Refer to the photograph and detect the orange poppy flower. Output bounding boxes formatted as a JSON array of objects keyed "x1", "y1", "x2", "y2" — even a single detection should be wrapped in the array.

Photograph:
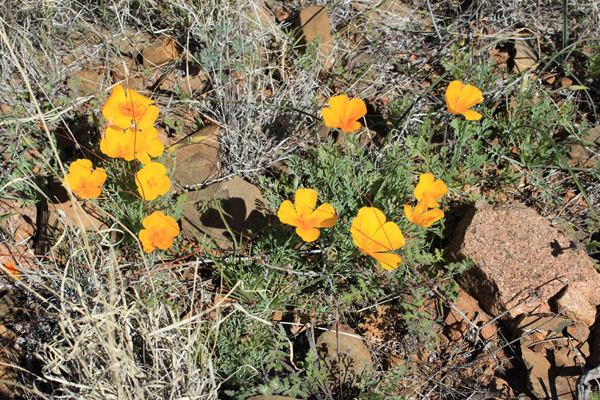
[
  {"x1": 102, "y1": 85, "x2": 159, "y2": 130},
  {"x1": 321, "y1": 94, "x2": 367, "y2": 132},
  {"x1": 414, "y1": 173, "x2": 448, "y2": 209},
  {"x1": 100, "y1": 125, "x2": 137, "y2": 161},
  {"x1": 445, "y1": 80, "x2": 483, "y2": 120},
  {"x1": 138, "y1": 211, "x2": 180, "y2": 252},
  {"x1": 135, "y1": 162, "x2": 170, "y2": 201},
  {"x1": 277, "y1": 188, "x2": 337, "y2": 242},
  {"x1": 404, "y1": 201, "x2": 444, "y2": 228},
  {"x1": 100, "y1": 126, "x2": 164, "y2": 164},
  {"x1": 63, "y1": 159, "x2": 107, "y2": 199},
  {"x1": 134, "y1": 126, "x2": 165, "y2": 164},
  {"x1": 351, "y1": 207, "x2": 405, "y2": 270},
  {"x1": 3, "y1": 262, "x2": 20, "y2": 280}
]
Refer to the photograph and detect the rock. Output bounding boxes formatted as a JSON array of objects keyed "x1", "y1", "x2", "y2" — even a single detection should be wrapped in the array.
[
  {"x1": 298, "y1": 6, "x2": 333, "y2": 65},
  {"x1": 315, "y1": 325, "x2": 373, "y2": 386},
  {"x1": 517, "y1": 314, "x2": 573, "y2": 335},
  {"x1": 351, "y1": 0, "x2": 415, "y2": 29},
  {"x1": 71, "y1": 23, "x2": 108, "y2": 47},
  {"x1": 588, "y1": 324, "x2": 600, "y2": 367},
  {"x1": 0, "y1": 199, "x2": 37, "y2": 270},
  {"x1": 33, "y1": 183, "x2": 106, "y2": 262},
  {"x1": 521, "y1": 344, "x2": 553, "y2": 398},
  {"x1": 180, "y1": 177, "x2": 268, "y2": 249},
  {"x1": 567, "y1": 125, "x2": 600, "y2": 165},
  {"x1": 444, "y1": 288, "x2": 497, "y2": 341},
  {"x1": 111, "y1": 28, "x2": 153, "y2": 57},
  {"x1": 513, "y1": 41, "x2": 538, "y2": 73},
  {"x1": 448, "y1": 201, "x2": 600, "y2": 326},
  {"x1": 168, "y1": 125, "x2": 220, "y2": 187},
  {"x1": 579, "y1": 341, "x2": 590, "y2": 358},
  {"x1": 111, "y1": 58, "x2": 146, "y2": 91},
  {"x1": 0, "y1": 199, "x2": 37, "y2": 243},
  {"x1": 71, "y1": 67, "x2": 105, "y2": 96},
  {"x1": 43, "y1": 184, "x2": 104, "y2": 231},
  {"x1": 249, "y1": 0, "x2": 277, "y2": 31},
  {"x1": 489, "y1": 377, "x2": 515, "y2": 399},
  {"x1": 158, "y1": 69, "x2": 209, "y2": 95},
  {"x1": 142, "y1": 37, "x2": 180, "y2": 67},
  {"x1": 0, "y1": 103, "x2": 10, "y2": 115},
  {"x1": 517, "y1": 313, "x2": 582, "y2": 399}
]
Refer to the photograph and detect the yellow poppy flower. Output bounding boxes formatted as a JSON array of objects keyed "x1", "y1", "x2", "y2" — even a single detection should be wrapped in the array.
[
  {"x1": 102, "y1": 84, "x2": 159, "y2": 130},
  {"x1": 414, "y1": 173, "x2": 448, "y2": 209},
  {"x1": 138, "y1": 211, "x2": 180, "y2": 252},
  {"x1": 100, "y1": 125, "x2": 137, "y2": 161},
  {"x1": 445, "y1": 80, "x2": 483, "y2": 120},
  {"x1": 351, "y1": 207, "x2": 405, "y2": 270},
  {"x1": 134, "y1": 126, "x2": 165, "y2": 164},
  {"x1": 321, "y1": 94, "x2": 367, "y2": 132},
  {"x1": 277, "y1": 188, "x2": 337, "y2": 242},
  {"x1": 100, "y1": 126, "x2": 165, "y2": 164},
  {"x1": 135, "y1": 162, "x2": 170, "y2": 201},
  {"x1": 63, "y1": 159, "x2": 107, "y2": 199},
  {"x1": 404, "y1": 201, "x2": 444, "y2": 228}
]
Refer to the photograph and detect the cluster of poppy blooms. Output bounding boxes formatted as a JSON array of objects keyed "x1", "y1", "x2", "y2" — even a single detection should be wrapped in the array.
[
  {"x1": 277, "y1": 174, "x2": 447, "y2": 271},
  {"x1": 280, "y1": 80, "x2": 481, "y2": 270},
  {"x1": 63, "y1": 85, "x2": 180, "y2": 253},
  {"x1": 60, "y1": 79, "x2": 480, "y2": 259},
  {"x1": 321, "y1": 79, "x2": 483, "y2": 132}
]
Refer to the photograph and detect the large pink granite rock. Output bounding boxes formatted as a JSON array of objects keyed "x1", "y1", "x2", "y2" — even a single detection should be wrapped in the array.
[{"x1": 447, "y1": 201, "x2": 600, "y2": 326}]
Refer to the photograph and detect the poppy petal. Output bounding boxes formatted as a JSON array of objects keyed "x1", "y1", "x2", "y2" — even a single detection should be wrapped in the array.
[
  {"x1": 321, "y1": 107, "x2": 340, "y2": 128},
  {"x1": 428, "y1": 180, "x2": 449, "y2": 200},
  {"x1": 461, "y1": 109, "x2": 483, "y2": 121},
  {"x1": 445, "y1": 81, "x2": 463, "y2": 106},
  {"x1": 136, "y1": 152, "x2": 151, "y2": 165},
  {"x1": 129, "y1": 88, "x2": 155, "y2": 107},
  {"x1": 404, "y1": 204, "x2": 415, "y2": 222},
  {"x1": 88, "y1": 168, "x2": 107, "y2": 187},
  {"x1": 413, "y1": 200, "x2": 429, "y2": 215},
  {"x1": 328, "y1": 95, "x2": 349, "y2": 117},
  {"x1": 419, "y1": 208, "x2": 445, "y2": 227},
  {"x1": 351, "y1": 207, "x2": 388, "y2": 249},
  {"x1": 69, "y1": 159, "x2": 93, "y2": 175},
  {"x1": 145, "y1": 138, "x2": 165, "y2": 158},
  {"x1": 370, "y1": 221, "x2": 405, "y2": 253},
  {"x1": 306, "y1": 203, "x2": 336, "y2": 228},
  {"x1": 135, "y1": 105, "x2": 159, "y2": 131},
  {"x1": 102, "y1": 85, "x2": 133, "y2": 128},
  {"x1": 414, "y1": 173, "x2": 434, "y2": 201},
  {"x1": 371, "y1": 252, "x2": 403, "y2": 270},
  {"x1": 157, "y1": 176, "x2": 171, "y2": 196},
  {"x1": 155, "y1": 233, "x2": 175, "y2": 250},
  {"x1": 142, "y1": 126, "x2": 159, "y2": 140},
  {"x1": 161, "y1": 215, "x2": 181, "y2": 236},
  {"x1": 79, "y1": 186, "x2": 102, "y2": 199},
  {"x1": 340, "y1": 120, "x2": 362, "y2": 133},
  {"x1": 295, "y1": 188, "x2": 318, "y2": 217},
  {"x1": 146, "y1": 162, "x2": 167, "y2": 176},
  {"x1": 346, "y1": 98, "x2": 367, "y2": 121},
  {"x1": 138, "y1": 229, "x2": 155, "y2": 252},
  {"x1": 277, "y1": 200, "x2": 300, "y2": 227},
  {"x1": 295, "y1": 225, "x2": 320, "y2": 242},
  {"x1": 457, "y1": 84, "x2": 484, "y2": 110}
]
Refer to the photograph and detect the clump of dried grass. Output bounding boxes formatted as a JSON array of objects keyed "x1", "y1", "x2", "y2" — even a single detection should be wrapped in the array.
[{"x1": 21, "y1": 219, "x2": 220, "y2": 399}]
